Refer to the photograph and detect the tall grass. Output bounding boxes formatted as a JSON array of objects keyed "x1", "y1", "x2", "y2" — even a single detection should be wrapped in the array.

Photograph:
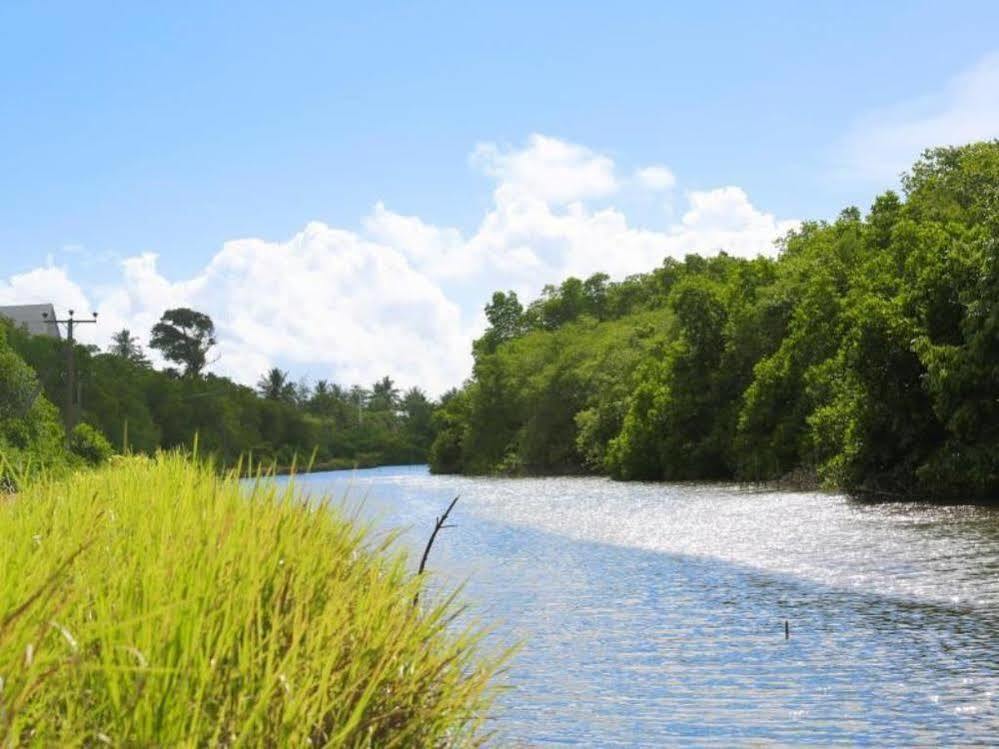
[{"x1": 0, "y1": 453, "x2": 505, "y2": 746}]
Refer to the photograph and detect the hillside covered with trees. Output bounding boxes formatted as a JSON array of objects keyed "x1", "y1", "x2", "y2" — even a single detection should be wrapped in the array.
[{"x1": 430, "y1": 142, "x2": 999, "y2": 501}]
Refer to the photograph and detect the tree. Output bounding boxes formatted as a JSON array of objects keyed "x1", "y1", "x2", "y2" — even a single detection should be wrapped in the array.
[
  {"x1": 107, "y1": 329, "x2": 150, "y2": 367},
  {"x1": 314, "y1": 379, "x2": 331, "y2": 399},
  {"x1": 257, "y1": 368, "x2": 296, "y2": 402},
  {"x1": 307, "y1": 380, "x2": 352, "y2": 423},
  {"x1": 477, "y1": 291, "x2": 525, "y2": 353},
  {"x1": 149, "y1": 308, "x2": 216, "y2": 377},
  {"x1": 293, "y1": 378, "x2": 312, "y2": 407},
  {"x1": 0, "y1": 325, "x2": 66, "y2": 479},
  {"x1": 401, "y1": 387, "x2": 435, "y2": 453},
  {"x1": 5, "y1": 307, "x2": 437, "y2": 472},
  {"x1": 308, "y1": 379, "x2": 332, "y2": 414},
  {"x1": 369, "y1": 376, "x2": 400, "y2": 412},
  {"x1": 528, "y1": 279, "x2": 586, "y2": 330},
  {"x1": 582, "y1": 272, "x2": 610, "y2": 319},
  {"x1": 348, "y1": 385, "x2": 368, "y2": 421}
]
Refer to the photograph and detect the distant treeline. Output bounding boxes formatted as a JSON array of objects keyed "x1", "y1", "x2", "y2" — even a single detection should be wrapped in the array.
[
  {"x1": 2, "y1": 313, "x2": 438, "y2": 472},
  {"x1": 430, "y1": 142, "x2": 999, "y2": 501}
]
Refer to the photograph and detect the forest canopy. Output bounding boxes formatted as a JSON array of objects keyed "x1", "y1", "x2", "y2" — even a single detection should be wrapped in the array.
[{"x1": 430, "y1": 141, "x2": 999, "y2": 501}]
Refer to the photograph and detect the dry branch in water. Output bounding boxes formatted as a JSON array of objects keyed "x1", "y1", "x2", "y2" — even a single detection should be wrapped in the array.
[{"x1": 414, "y1": 496, "x2": 460, "y2": 606}]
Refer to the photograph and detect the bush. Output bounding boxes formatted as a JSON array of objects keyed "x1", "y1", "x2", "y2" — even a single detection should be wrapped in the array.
[
  {"x1": 0, "y1": 342, "x2": 38, "y2": 419},
  {"x1": 70, "y1": 422, "x2": 114, "y2": 465},
  {"x1": 0, "y1": 454, "x2": 503, "y2": 745},
  {"x1": 0, "y1": 329, "x2": 67, "y2": 486}
]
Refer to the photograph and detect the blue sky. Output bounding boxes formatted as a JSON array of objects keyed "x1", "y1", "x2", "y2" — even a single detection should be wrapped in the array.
[{"x1": 2, "y1": 2, "x2": 998, "y2": 392}]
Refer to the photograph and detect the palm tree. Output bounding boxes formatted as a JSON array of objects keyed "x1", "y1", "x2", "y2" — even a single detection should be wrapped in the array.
[
  {"x1": 256, "y1": 367, "x2": 295, "y2": 402},
  {"x1": 293, "y1": 378, "x2": 312, "y2": 406},
  {"x1": 313, "y1": 379, "x2": 331, "y2": 399},
  {"x1": 369, "y1": 376, "x2": 400, "y2": 411},
  {"x1": 306, "y1": 379, "x2": 335, "y2": 416},
  {"x1": 108, "y1": 328, "x2": 150, "y2": 367}
]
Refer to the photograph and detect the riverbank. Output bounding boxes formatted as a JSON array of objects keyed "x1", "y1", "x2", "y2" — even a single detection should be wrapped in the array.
[{"x1": 0, "y1": 453, "x2": 501, "y2": 745}]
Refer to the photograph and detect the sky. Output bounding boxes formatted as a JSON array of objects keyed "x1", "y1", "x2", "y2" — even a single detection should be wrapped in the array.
[{"x1": 1, "y1": 1, "x2": 998, "y2": 394}]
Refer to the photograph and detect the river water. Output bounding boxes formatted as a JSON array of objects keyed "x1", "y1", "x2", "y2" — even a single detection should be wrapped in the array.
[{"x1": 284, "y1": 465, "x2": 999, "y2": 746}]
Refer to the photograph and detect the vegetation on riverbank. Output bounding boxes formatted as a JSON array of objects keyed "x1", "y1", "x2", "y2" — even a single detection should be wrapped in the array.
[
  {"x1": 0, "y1": 453, "x2": 501, "y2": 745},
  {"x1": 2, "y1": 312, "x2": 438, "y2": 472},
  {"x1": 431, "y1": 142, "x2": 999, "y2": 501}
]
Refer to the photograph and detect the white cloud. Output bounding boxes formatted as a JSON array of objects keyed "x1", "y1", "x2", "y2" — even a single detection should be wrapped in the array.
[
  {"x1": 0, "y1": 265, "x2": 92, "y2": 315},
  {"x1": 671, "y1": 186, "x2": 799, "y2": 258},
  {"x1": 1, "y1": 134, "x2": 797, "y2": 394},
  {"x1": 470, "y1": 133, "x2": 618, "y2": 204},
  {"x1": 363, "y1": 202, "x2": 473, "y2": 279},
  {"x1": 120, "y1": 225, "x2": 471, "y2": 393},
  {"x1": 635, "y1": 165, "x2": 676, "y2": 190},
  {"x1": 838, "y1": 51, "x2": 999, "y2": 182}
]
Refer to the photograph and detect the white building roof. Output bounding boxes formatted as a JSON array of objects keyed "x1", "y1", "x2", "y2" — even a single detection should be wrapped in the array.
[{"x1": 0, "y1": 304, "x2": 62, "y2": 339}]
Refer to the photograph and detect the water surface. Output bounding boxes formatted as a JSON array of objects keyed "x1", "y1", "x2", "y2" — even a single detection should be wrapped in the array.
[{"x1": 285, "y1": 466, "x2": 999, "y2": 746}]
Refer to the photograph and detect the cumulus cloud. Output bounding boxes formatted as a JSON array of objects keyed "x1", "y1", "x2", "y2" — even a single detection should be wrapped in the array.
[
  {"x1": 109, "y1": 226, "x2": 470, "y2": 393},
  {"x1": 363, "y1": 203, "x2": 472, "y2": 279},
  {"x1": 635, "y1": 165, "x2": 676, "y2": 190},
  {"x1": 0, "y1": 265, "x2": 92, "y2": 314},
  {"x1": 838, "y1": 51, "x2": 999, "y2": 182},
  {"x1": 1, "y1": 134, "x2": 797, "y2": 394},
  {"x1": 470, "y1": 133, "x2": 619, "y2": 204},
  {"x1": 671, "y1": 187, "x2": 799, "y2": 258}
]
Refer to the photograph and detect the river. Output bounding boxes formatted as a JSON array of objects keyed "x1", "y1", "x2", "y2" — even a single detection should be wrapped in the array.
[{"x1": 281, "y1": 465, "x2": 999, "y2": 746}]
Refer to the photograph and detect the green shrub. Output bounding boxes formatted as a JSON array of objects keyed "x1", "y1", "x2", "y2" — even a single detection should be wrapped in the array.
[
  {"x1": 0, "y1": 454, "x2": 504, "y2": 745},
  {"x1": 69, "y1": 422, "x2": 114, "y2": 465},
  {"x1": 0, "y1": 329, "x2": 67, "y2": 486}
]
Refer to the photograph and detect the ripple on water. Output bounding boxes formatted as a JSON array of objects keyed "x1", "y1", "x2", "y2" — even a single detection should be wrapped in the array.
[{"x1": 287, "y1": 467, "x2": 999, "y2": 746}]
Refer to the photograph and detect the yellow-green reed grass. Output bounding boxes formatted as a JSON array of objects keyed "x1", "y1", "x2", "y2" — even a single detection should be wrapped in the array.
[{"x1": 0, "y1": 453, "x2": 508, "y2": 746}]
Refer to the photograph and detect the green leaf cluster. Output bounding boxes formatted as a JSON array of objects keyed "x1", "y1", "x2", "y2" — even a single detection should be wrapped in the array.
[{"x1": 0, "y1": 325, "x2": 67, "y2": 484}]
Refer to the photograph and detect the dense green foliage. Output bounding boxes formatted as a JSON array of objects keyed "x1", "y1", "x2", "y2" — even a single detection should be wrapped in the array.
[
  {"x1": 149, "y1": 306, "x2": 217, "y2": 377},
  {"x1": 0, "y1": 453, "x2": 502, "y2": 745},
  {"x1": 431, "y1": 142, "x2": 999, "y2": 500},
  {"x1": 69, "y1": 422, "x2": 114, "y2": 465},
  {"x1": 2, "y1": 313, "x2": 438, "y2": 470},
  {"x1": 0, "y1": 326, "x2": 68, "y2": 483}
]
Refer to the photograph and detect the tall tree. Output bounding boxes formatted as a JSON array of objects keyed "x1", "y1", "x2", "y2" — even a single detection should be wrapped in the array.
[
  {"x1": 401, "y1": 387, "x2": 435, "y2": 456},
  {"x1": 293, "y1": 378, "x2": 312, "y2": 407},
  {"x1": 477, "y1": 291, "x2": 525, "y2": 353},
  {"x1": 149, "y1": 308, "x2": 216, "y2": 377},
  {"x1": 107, "y1": 329, "x2": 150, "y2": 367},
  {"x1": 369, "y1": 376, "x2": 400, "y2": 412},
  {"x1": 257, "y1": 367, "x2": 295, "y2": 402}
]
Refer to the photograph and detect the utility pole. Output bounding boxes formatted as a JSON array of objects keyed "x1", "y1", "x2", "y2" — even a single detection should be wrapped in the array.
[{"x1": 43, "y1": 309, "x2": 97, "y2": 444}]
